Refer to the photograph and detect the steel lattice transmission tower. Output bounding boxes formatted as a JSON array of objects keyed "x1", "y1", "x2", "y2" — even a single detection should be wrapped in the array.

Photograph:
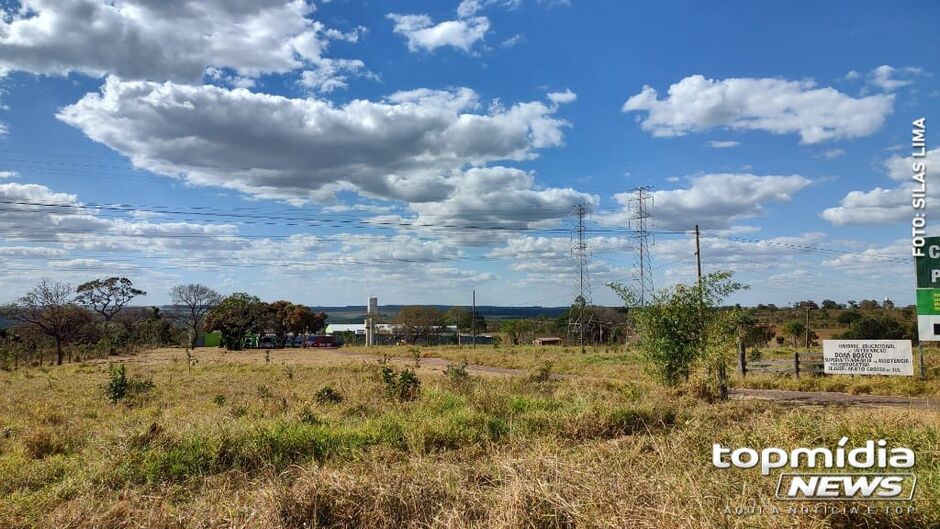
[
  {"x1": 567, "y1": 203, "x2": 592, "y2": 353},
  {"x1": 628, "y1": 186, "x2": 654, "y2": 306}
]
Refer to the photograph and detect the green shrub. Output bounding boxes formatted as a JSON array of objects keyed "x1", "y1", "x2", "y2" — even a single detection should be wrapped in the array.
[
  {"x1": 528, "y1": 362, "x2": 553, "y2": 383},
  {"x1": 608, "y1": 271, "x2": 746, "y2": 387},
  {"x1": 315, "y1": 386, "x2": 343, "y2": 405},
  {"x1": 378, "y1": 359, "x2": 422, "y2": 401},
  {"x1": 444, "y1": 362, "x2": 470, "y2": 385},
  {"x1": 105, "y1": 363, "x2": 128, "y2": 403},
  {"x1": 104, "y1": 363, "x2": 154, "y2": 404},
  {"x1": 397, "y1": 369, "x2": 421, "y2": 401}
]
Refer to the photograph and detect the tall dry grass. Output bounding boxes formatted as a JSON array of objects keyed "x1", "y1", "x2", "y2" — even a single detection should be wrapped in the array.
[{"x1": 0, "y1": 349, "x2": 936, "y2": 528}]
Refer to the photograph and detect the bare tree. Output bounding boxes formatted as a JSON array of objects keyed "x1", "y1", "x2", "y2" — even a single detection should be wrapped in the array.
[
  {"x1": 171, "y1": 283, "x2": 221, "y2": 348},
  {"x1": 9, "y1": 279, "x2": 76, "y2": 365},
  {"x1": 75, "y1": 277, "x2": 146, "y2": 322},
  {"x1": 393, "y1": 306, "x2": 444, "y2": 345}
]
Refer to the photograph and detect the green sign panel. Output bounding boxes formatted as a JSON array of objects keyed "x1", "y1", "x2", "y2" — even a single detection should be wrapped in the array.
[
  {"x1": 916, "y1": 236, "x2": 940, "y2": 288},
  {"x1": 916, "y1": 237, "x2": 940, "y2": 341},
  {"x1": 916, "y1": 289, "x2": 940, "y2": 316}
]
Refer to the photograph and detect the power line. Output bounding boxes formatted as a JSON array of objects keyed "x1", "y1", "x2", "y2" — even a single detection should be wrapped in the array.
[{"x1": 699, "y1": 233, "x2": 910, "y2": 264}]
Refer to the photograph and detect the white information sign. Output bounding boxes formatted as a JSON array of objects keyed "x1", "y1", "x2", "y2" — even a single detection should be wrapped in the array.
[{"x1": 822, "y1": 340, "x2": 914, "y2": 376}]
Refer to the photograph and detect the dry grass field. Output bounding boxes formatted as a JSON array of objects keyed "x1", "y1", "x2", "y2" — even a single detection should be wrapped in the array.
[
  {"x1": 0, "y1": 346, "x2": 937, "y2": 528},
  {"x1": 373, "y1": 344, "x2": 940, "y2": 399}
]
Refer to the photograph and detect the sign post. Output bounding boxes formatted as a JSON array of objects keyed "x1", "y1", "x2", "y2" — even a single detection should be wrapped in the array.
[{"x1": 822, "y1": 340, "x2": 914, "y2": 376}]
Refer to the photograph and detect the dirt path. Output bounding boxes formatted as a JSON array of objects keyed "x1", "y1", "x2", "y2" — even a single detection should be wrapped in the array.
[
  {"x1": 113, "y1": 347, "x2": 940, "y2": 410},
  {"x1": 729, "y1": 387, "x2": 940, "y2": 410}
]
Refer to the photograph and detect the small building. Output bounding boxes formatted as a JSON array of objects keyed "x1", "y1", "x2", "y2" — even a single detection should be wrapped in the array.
[
  {"x1": 325, "y1": 323, "x2": 398, "y2": 335},
  {"x1": 325, "y1": 323, "x2": 366, "y2": 335},
  {"x1": 533, "y1": 337, "x2": 563, "y2": 346}
]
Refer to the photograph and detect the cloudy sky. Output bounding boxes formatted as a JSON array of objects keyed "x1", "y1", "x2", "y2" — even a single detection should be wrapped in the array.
[{"x1": 0, "y1": 0, "x2": 936, "y2": 307}]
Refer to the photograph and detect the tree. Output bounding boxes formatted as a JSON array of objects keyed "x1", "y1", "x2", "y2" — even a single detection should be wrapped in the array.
[
  {"x1": 794, "y1": 300, "x2": 819, "y2": 310},
  {"x1": 128, "y1": 306, "x2": 176, "y2": 346},
  {"x1": 444, "y1": 306, "x2": 485, "y2": 333},
  {"x1": 608, "y1": 271, "x2": 747, "y2": 387},
  {"x1": 170, "y1": 283, "x2": 221, "y2": 348},
  {"x1": 781, "y1": 320, "x2": 818, "y2": 347},
  {"x1": 840, "y1": 316, "x2": 910, "y2": 340},
  {"x1": 205, "y1": 293, "x2": 266, "y2": 350},
  {"x1": 820, "y1": 299, "x2": 841, "y2": 310},
  {"x1": 75, "y1": 277, "x2": 145, "y2": 322},
  {"x1": 58, "y1": 306, "x2": 100, "y2": 362},
  {"x1": 76, "y1": 277, "x2": 146, "y2": 355},
  {"x1": 837, "y1": 310, "x2": 862, "y2": 325},
  {"x1": 6, "y1": 323, "x2": 47, "y2": 367},
  {"x1": 267, "y1": 301, "x2": 327, "y2": 344},
  {"x1": 393, "y1": 306, "x2": 444, "y2": 344},
  {"x1": 9, "y1": 279, "x2": 78, "y2": 365},
  {"x1": 500, "y1": 319, "x2": 534, "y2": 345},
  {"x1": 737, "y1": 313, "x2": 775, "y2": 350},
  {"x1": 858, "y1": 299, "x2": 880, "y2": 310}
]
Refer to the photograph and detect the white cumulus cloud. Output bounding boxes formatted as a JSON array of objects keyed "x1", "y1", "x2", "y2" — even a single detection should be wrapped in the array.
[
  {"x1": 622, "y1": 75, "x2": 894, "y2": 144},
  {"x1": 867, "y1": 65, "x2": 923, "y2": 91},
  {"x1": 57, "y1": 77, "x2": 578, "y2": 224},
  {"x1": 388, "y1": 13, "x2": 490, "y2": 53},
  {"x1": 0, "y1": 0, "x2": 367, "y2": 90},
  {"x1": 822, "y1": 147, "x2": 939, "y2": 225},
  {"x1": 599, "y1": 173, "x2": 812, "y2": 231}
]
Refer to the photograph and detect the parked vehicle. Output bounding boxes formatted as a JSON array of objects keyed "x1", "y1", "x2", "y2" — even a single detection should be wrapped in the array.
[
  {"x1": 283, "y1": 335, "x2": 303, "y2": 348},
  {"x1": 303, "y1": 335, "x2": 341, "y2": 348},
  {"x1": 259, "y1": 335, "x2": 277, "y2": 349}
]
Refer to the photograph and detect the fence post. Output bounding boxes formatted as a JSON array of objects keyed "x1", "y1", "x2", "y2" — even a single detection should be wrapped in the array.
[
  {"x1": 794, "y1": 351, "x2": 800, "y2": 379},
  {"x1": 738, "y1": 340, "x2": 747, "y2": 377},
  {"x1": 920, "y1": 345, "x2": 927, "y2": 381}
]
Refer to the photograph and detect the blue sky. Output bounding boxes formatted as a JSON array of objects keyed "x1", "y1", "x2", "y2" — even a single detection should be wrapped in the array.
[{"x1": 0, "y1": 0, "x2": 937, "y2": 307}]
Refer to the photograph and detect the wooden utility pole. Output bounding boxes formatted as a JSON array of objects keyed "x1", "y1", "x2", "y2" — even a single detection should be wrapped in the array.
[
  {"x1": 804, "y1": 308, "x2": 810, "y2": 349},
  {"x1": 471, "y1": 289, "x2": 476, "y2": 349},
  {"x1": 694, "y1": 225, "x2": 702, "y2": 287}
]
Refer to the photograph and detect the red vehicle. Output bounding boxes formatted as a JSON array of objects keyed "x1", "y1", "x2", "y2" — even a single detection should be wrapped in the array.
[{"x1": 303, "y1": 335, "x2": 341, "y2": 348}]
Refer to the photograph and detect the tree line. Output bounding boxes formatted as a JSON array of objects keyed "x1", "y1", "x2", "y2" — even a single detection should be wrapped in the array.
[{"x1": 0, "y1": 278, "x2": 327, "y2": 367}]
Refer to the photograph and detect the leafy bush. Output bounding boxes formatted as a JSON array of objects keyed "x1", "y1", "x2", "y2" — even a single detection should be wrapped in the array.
[
  {"x1": 378, "y1": 359, "x2": 422, "y2": 401},
  {"x1": 315, "y1": 386, "x2": 343, "y2": 405},
  {"x1": 840, "y1": 315, "x2": 911, "y2": 340},
  {"x1": 104, "y1": 363, "x2": 154, "y2": 404},
  {"x1": 608, "y1": 271, "x2": 746, "y2": 387},
  {"x1": 838, "y1": 310, "x2": 863, "y2": 325},
  {"x1": 528, "y1": 362, "x2": 553, "y2": 383},
  {"x1": 397, "y1": 369, "x2": 421, "y2": 401},
  {"x1": 444, "y1": 362, "x2": 470, "y2": 385}
]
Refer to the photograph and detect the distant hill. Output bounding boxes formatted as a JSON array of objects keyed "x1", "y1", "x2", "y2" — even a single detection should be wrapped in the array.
[{"x1": 310, "y1": 305, "x2": 572, "y2": 324}]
